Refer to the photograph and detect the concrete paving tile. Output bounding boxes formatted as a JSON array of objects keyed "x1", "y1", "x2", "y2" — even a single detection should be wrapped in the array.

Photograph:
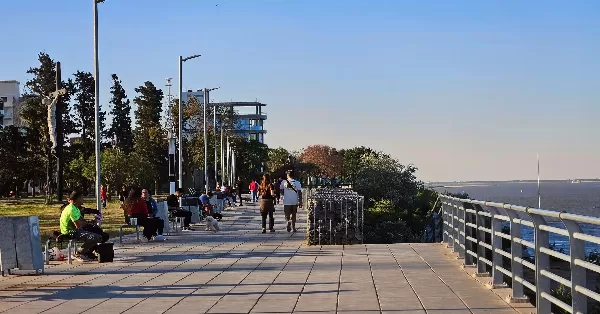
[{"x1": 0, "y1": 207, "x2": 532, "y2": 314}]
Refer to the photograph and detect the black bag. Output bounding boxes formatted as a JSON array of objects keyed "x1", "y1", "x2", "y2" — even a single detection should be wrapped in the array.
[{"x1": 96, "y1": 242, "x2": 114, "y2": 263}]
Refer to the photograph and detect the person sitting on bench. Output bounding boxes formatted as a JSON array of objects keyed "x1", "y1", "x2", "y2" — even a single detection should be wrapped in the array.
[
  {"x1": 60, "y1": 191, "x2": 103, "y2": 262},
  {"x1": 166, "y1": 188, "x2": 194, "y2": 231},
  {"x1": 142, "y1": 188, "x2": 165, "y2": 241},
  {"x1": 200, "y1": 191, "x2": 222, "y2": 220},
  {"x1": 124, "y1": 187, "x2": 158, "y2": 241}
]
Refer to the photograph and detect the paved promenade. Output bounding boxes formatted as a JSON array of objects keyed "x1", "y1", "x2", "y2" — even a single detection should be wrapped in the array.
[{"x1": 0, "y1": 204, "x2": 527, "y2": 314}]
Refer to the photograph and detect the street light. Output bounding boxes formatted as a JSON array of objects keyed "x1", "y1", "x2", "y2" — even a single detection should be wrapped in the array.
[
  {"x1": 165, "y1": 78, "x2": 176, "y2": 195},
  {"x1": 93, "y1": 0, "x2": 104, "y2": 217},
  {"x1": 178, "y1": 54, "x2": 201, "y2": 191},
  {"x1": 203, "y1": 87, "x2": 219, "y2": 192}
]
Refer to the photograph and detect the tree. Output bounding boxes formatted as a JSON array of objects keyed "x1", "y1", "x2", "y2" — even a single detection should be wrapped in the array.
[
  {"x1": 108, "y1": 74, "x2": 133, "y2": 152},
  {"x1": 231, "y1": 138, "x2": 269, "y2": 182},
  {"x1": 20, "y1": 52, "x2": 77, "y2": 201},
  {"x1": 134, "y1": 81, "x2": 163, "y2": 130},
  {"x1": 340, "y1": 146, "x2": 380, "y2": 184},
  {"x1": 132, "y1": 81, "x2": 166, "y2": 187},
  {"x1": 0, "y1": 126, "x2": 34, "y2": 196},
  {"x1": 267, "y1": 147, "x2": 290, "y2": 173},
  {"x1": 73, "y1": 71, "x2": 106, "y2": 143},
  {"x1": 71, "y1": 148, "x2": 153, "y2": 196},
  {"x1": 299, "y1": 145, "x2": 343, "y2": 178}
]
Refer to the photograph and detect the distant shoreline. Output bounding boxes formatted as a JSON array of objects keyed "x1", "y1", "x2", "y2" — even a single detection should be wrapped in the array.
[
  {"x1": 427, "y1": 179, "x2": 600, "y2": 185},
  {"x1": 426, "y1": 180, "x2": 600, "y2": 189}
]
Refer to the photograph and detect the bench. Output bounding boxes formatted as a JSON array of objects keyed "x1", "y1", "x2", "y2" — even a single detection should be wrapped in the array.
[
  {"x1": 45, "y1": 232, "x2": 83, "y2": 265},
  {"x1": 168, "y1": 209, "x2": 185, "y2": 234},
  {"x1": 119, "y1": 218, "x2": 141, "y2": 244}
]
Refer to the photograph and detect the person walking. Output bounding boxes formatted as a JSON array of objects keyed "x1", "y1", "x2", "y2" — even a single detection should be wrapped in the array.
[
  {"x1": 236, "y1": 177, "x2": 244, "y2": 206},
  {"x1": 274, "y1": 178, "x2": 282, "y2": 205},
  {"x1": 249, "y1": 179, "x2": 259, "y2": 202},
  {"x1": 280, "y1": 170, "x2": 302, "y2": 232},
  {"x1": 100, "y1": 184, "x2": 107, "y2": 209},
  {"x1": 259, "y1": 174, "x2": 276, "y2": 233}
]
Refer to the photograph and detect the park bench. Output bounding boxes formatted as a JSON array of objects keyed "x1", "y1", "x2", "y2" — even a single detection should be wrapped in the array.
[
  {"x1": 119, "y1": 216, "x2": 141, "y2": 244},
  {"x1": 167, "y1": 208, "x2": 185, "y2": 233},
  {"x1": 44, "y1": 232, "x2": 82, "y2": 265}
]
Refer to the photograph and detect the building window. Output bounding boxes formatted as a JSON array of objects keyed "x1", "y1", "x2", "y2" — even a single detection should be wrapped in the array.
[
  {"x1": 0, "y1": 97, "x2": 7, "y2": 103},
  {"x1": 250, "y1": 133, "x2": 258, "y2": 141}
]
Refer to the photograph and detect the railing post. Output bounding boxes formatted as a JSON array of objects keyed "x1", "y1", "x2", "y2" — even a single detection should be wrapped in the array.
[
  {"x1": 456, "y1": 202, "x2": 465, "y2": 259},
  {"x1": 503, "y1": 207, "x2": 528, "y2": 302},
  {"x1": 528, "y1": 211, "x2": 551, "y2": 314},
  {"x1": 485, "y1": 205, "x2": 505, "y2": 287},
  {"x1": 561, "y1": 217, "x2": 587, "y2": 314},
  {"x1": 442, "y1": 201, "x2": 448, "y2": 244},
  {"x1": 450, "y1": 201, "x2": 457, "y2": 251},
  {"x1": 463, "y1": 202, "x2": 476, "y2": 266},
  {"x1": 475, "y1": 204, "x2": 488, "y2": 275}
]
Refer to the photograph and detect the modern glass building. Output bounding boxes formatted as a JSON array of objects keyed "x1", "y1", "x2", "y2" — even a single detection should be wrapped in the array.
[{"x1": 182, "y1": 90, "x2": 267, "y2": 143}]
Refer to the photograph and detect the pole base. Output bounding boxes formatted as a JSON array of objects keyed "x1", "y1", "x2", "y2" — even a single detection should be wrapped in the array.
[{"x1": 505, "y1": 296, "x2": 530, "y2": 304}]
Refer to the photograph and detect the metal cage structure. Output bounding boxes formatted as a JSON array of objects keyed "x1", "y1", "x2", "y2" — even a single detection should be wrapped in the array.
[{"x1": 306, "y1": 188, "x2": 364, "y2": 245}]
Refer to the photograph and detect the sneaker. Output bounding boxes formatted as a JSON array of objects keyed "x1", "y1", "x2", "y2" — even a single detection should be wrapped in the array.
[
  {"x1": 286, "y1": 222, "x2": 291, "y2": 232},
  {"x1": 155, "y1": 235, "x2": 166, "y2": 241},
  {"x1": 262, "y1": 229, "x2": 266, "y2": 234},
  {"x1": 293, "y1": 228, "x2": 297, "y2": 233},
  {"x1": 270, "y1": 229, "x2": 275, "y2": 233},
  {"x1": 72, "y1": 252, "x2": 92, "y2": 262}
]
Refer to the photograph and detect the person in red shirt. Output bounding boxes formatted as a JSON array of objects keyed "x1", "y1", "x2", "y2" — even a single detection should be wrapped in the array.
[
  {"x1": 249, "y1": 179, "x2": 259, "y2": 202},
  {"x1": 123, "y1": 187, "x2": 157, "y2": 241},
  {"x1": 100, "y1": 184, "x2": 108, "y2": 209}
]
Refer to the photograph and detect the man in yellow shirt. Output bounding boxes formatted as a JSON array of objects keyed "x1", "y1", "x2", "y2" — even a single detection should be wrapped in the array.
[{"x1": 60, "y1": 191, "x2": 103, "y2": 262}]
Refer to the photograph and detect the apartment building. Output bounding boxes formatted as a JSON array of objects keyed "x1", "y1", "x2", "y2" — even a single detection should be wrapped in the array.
[{"x1": 0, "y1": 80, "x2": 21, "y2": 127}]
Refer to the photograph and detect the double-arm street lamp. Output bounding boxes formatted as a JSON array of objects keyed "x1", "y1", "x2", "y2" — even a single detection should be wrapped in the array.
[{"x1": 178, "y1": 55, "x2": 201, "y2": 191}]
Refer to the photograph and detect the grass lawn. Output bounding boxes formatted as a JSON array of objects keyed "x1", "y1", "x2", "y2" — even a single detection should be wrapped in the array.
[{"x1": 0, "y1": 197, "x2": 129, "y2": 241}]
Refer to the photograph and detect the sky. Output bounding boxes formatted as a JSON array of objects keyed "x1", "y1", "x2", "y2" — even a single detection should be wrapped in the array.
[{"x1": 2, "y1": 0, "x2": 599, "y2": 182}]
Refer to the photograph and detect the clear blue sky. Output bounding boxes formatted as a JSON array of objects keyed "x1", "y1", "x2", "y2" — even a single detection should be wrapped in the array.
[{"x1": 2, "y1": 0, "x2": 599, "y2": 181}]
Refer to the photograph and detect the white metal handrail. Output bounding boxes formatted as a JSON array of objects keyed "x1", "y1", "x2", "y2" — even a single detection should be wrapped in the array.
[{"x1": 440, "y1": 194, "x2": 600, "y2": 314}]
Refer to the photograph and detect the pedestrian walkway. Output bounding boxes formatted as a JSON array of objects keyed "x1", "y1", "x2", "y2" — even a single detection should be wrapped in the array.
[{"x1": 0, "y1": 204, "x2": 529, "y2": 314}]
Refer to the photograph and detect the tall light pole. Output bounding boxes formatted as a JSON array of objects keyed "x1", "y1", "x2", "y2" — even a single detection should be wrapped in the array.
[
  {"x1": 220, "y1": 127, "x2": 225, "y2": 185},
  {"x1": 214, "y1": 102, "x2": 218, "y2": 186},
  {"x1": 166, "y1": 78, "x2": 176, "y2": 195},
  {"x1": 203, "y1": 87, "x2": 219, "y2": 192},
  {"x1": 178, "y1": 54, "x2": 200, "y2": 191},
  {"x1": 94, "y1": 0, "x2": 104, "y2": 215}
]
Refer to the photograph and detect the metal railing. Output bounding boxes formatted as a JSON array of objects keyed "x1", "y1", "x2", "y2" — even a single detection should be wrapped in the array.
[{"x1": 440, "y1": 194, "x2": 600, "y2": 314}]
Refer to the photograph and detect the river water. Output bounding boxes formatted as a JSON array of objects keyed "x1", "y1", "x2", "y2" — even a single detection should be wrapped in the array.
[{"x1": 431, "y1": 181, "x2": 600, "y2": 253}]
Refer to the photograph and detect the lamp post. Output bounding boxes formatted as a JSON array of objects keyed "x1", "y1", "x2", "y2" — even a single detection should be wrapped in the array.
[
  {"x1": 94, "y1": 0, "x2": 104, "y2": 215},
  {"x1": 220, "y1": 127, "x2": 225, "y2": 185},
  {"x1": 203, "y1": 87, "x2": 219, "y2": 192},
  {"x1": 178, "y1": 54, "x2": 201, "y2": 191},
  {"x1": 165, "y1": 78, "x2": 176, "y2": 195},
  {"x1": 213, "y1": 101, "x2": 218, "y2": 186}
]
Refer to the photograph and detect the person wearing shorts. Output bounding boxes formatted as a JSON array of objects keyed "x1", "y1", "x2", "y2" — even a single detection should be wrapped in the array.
[{"x1": 280, "y1": 170, "x2": 302, "y2": 232}]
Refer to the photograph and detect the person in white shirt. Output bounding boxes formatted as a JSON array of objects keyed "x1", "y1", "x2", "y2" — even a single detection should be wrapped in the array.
[{"x1": 280, "y1": 170, "x2": 302, "y2": 232}]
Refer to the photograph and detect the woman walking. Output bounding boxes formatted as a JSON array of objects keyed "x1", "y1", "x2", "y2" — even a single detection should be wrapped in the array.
[{"x1": 259, "y1": 174, "x2": 276, "y2": 233}]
